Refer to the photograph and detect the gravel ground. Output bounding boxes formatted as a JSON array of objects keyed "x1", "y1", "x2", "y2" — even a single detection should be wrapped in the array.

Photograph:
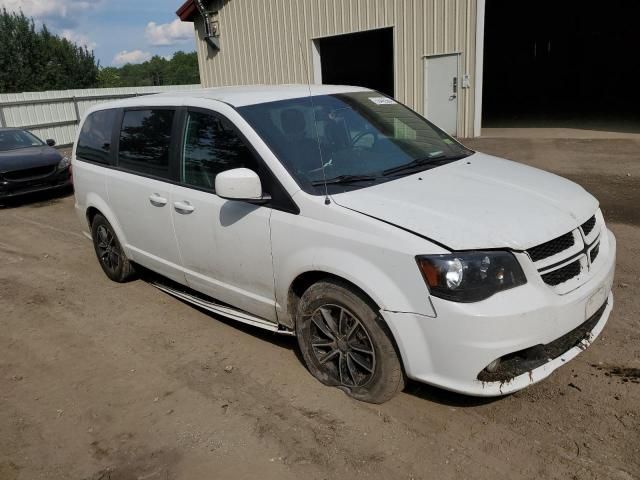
[{"x1": 0, "y1": 138, "x2": 639, "y2": 480}]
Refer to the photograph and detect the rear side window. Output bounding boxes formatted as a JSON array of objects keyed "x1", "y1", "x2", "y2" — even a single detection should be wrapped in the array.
[
  {"x1": 76, "y1": 109, "x2": 117, "y2": 164},
  {"x1": 181, "y1": 111, "x2": 259, "y2": 191},
  {"x1": 118, "y1": 109, "x2": 175, "y2": 179}
]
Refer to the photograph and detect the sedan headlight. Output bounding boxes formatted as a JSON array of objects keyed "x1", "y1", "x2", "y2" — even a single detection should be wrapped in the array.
[
  {"x1": 57, "y1": 156, "x2": 71, "y2": 171},
  {"x1": 416, "y1": 251, "x2": 527, "y2": 302}
]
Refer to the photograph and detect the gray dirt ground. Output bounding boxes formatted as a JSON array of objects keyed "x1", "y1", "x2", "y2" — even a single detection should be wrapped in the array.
[{"x1": 1, "y1": 138, "x2": 639, "y2": 480}]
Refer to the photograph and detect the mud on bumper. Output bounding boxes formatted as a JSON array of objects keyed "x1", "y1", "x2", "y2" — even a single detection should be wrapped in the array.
[{"x1": 477, "y1": 300, "x2": 609, "y2": 383}]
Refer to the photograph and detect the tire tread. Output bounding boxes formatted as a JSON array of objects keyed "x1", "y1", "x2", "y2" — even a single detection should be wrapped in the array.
[{"x1": 296, "y1": 279, "x2": 405, "y2": 403}]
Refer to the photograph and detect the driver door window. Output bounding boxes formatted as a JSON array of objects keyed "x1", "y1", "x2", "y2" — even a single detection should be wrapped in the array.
[{"x1": 182, "y1": 111, "x2": 258, "y2": 191}]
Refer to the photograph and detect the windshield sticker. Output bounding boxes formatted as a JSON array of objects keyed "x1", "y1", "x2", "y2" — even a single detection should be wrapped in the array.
[
  {"x1": 443, "y1": 139, "x2": 454, "y2": 144},
  {"x1": 369, "y1": 97, "x2": 397, "y2": 105}
]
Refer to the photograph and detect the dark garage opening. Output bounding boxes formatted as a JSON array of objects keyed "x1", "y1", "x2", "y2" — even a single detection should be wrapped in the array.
[
  {"x1": 317, "y1": 28, "x2": 394, "y2": 97},
  {"x1": 482, "y1": 0, "x2": 640, "y2": 132}
]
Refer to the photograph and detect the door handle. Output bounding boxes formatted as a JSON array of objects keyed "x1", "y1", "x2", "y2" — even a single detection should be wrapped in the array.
[
  {"x1": 449, "y1": 76, "x2": 458, "y2": 100},
  {"x1": 149, "y1": 193, "x2": 167, "y2": 207},
  {"x1": 173, "y1": 200, "x2": 195, "y2": 214}
]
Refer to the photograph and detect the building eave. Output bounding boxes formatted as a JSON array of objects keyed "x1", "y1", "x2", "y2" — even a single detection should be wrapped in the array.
[{"x1": 176, "y1": 0, "x2": 198, "y2": 21}]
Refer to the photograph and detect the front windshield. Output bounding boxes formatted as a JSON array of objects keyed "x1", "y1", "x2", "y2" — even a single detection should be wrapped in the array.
[
  {"x1": 0, "y1": 129, "x2": 44, "y2": 152},
  {"x1": 238, "y1": 91, "x2": 473, "y2": 194}
]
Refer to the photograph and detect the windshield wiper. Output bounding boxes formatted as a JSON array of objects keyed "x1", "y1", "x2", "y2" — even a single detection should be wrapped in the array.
[
  {"x1": 382, "y1": 154, "x2": 466, "y2": 176},
  {"x1": 311, "y1": 174, "x2": 380, "y2": 186}
]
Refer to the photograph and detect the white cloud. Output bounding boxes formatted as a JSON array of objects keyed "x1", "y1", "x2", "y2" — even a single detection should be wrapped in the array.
[
  {"x1": 61, "y1": 29, "x2": 96, "y2": 50},
  {"x1": 145, "y1": 18, "x2": 193, "y2": 46},
  {"x1": 112, "y1": 49, "x2": 152, "y2": 66},
  {"x1": 1, "y1": 0, "x2": 101, "y2": 28}
]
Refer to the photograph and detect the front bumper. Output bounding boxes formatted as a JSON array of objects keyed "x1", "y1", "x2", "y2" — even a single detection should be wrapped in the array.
[
  {"x1": 382, "y1": 228, "x2": 616, "y2": 396},
  {"x1": 0, "y1": 168, "x2": 72, "y2": 199}
]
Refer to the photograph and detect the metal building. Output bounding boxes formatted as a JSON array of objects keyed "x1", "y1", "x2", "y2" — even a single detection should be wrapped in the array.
[
  {"x1": 178, "y1": 0, "x2": 482, "y2": 137},
  {"x1": 177, "y1": 0, "x2": 640, "y2": 138}
]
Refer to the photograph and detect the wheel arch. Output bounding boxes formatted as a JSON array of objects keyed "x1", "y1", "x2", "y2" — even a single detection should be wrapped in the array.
[
  {"x1": 83, "y1": 194, "x2": 130, "y2": 254},
  {"x1": 287, "y1": 271, "x2": 380, "y2": 320},
  {"x1": 286, "y1": 270, "x2": 406, "y2": 375},
  {"x1": 86, "y1": 206, "x2": 101, "y2": 227}
]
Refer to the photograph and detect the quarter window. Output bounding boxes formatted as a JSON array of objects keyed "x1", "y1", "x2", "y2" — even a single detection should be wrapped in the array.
[
  {"x1": 76, "y1": 109, "x2": 117, "y2": 164},
  {"x1": 118, "y1": 109, "x2": 175, "y2": 178},
  {"x1": 182, "y1": 111, "x2": 258, "y2": 190}
]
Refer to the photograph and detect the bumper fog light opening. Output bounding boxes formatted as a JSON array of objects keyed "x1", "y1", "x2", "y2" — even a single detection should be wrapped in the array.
[{"x1": 485, "y1": 358, "x2": 501, "y2": 373}]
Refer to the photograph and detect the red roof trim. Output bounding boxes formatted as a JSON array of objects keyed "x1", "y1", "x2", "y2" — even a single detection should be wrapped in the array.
[{"x1": 176, "y1": 0, "x2": 198, "y2": 21}]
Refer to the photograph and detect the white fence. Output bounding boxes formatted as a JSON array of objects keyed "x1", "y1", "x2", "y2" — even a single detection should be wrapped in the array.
[{"x1": 0, "y1": 85, "x2": 201, "y2": 147}]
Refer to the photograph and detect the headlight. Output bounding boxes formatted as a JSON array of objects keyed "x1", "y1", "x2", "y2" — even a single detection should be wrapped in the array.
[
  {"x1": 57, "y1": 156, "x2": 71, "y2": 171},
  {"x1": 416, "y1": 251, "x2": 527, "y2": 302}
]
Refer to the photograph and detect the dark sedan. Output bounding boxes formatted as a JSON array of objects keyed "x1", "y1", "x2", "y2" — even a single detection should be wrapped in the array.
[{"x1": 0, "y1": 128, "x2": 72, "y2": 199}]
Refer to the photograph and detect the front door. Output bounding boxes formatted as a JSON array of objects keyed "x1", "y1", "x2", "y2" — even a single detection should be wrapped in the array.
[
  {"x1": 424, "y1": 54, "x2": 459, "y2": 135},
  {"x1": 170, "y1": 109, "x2": 277, "y2": 322}
]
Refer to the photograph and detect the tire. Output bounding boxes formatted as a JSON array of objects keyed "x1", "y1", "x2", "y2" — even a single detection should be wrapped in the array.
[
  {"x1": 296, "y1": 280, "x2": 405, "y2": 403},
  {"x1": 91, "y1": 214, "x2": 135, "y2": 283}
]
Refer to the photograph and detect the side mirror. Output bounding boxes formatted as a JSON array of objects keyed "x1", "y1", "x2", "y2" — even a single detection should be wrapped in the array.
[
  {"x1": 215, "y1": 168, "x2": 269, "y2": 204},
  {"x1": 46, "y1": 139, "x2": 56, "y2": 147}
]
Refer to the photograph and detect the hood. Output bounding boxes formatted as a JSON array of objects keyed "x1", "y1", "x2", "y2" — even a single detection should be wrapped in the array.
[
  {"x1": 332, "y1": 152, "x2": 599, "y2": 251},
  {"x1": 0, "y1": 146, "x2": 62, "y2": 173}
]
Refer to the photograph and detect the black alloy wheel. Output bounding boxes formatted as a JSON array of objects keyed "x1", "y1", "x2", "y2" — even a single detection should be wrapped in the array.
[
  {"x1": 91, "y1": 214, "x2": 135, "y2": 283},
  {"x1": 296, "y1": 280, "x2": 405, "y2": 403},
  {"x1": 308, "y1": 304, "x2": 376, "y2": 387}
]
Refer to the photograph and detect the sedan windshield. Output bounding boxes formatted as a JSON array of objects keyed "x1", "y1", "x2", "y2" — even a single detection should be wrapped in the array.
[
  {"x1": 238, "y1": 91, "x2": 473, "y2": 194},
  {"x1": 0, "y1": 130, "x2": 44, "y2": 152}
]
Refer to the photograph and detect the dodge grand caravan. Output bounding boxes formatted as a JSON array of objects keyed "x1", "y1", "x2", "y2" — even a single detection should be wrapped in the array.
[{"x1": 73, "y1": 85, "x2": 616, "y2": 403}]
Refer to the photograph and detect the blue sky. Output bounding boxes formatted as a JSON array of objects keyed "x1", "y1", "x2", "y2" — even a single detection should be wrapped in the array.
[{"x1": 1, "y1": 0, "x2": 196, "y2": 66}]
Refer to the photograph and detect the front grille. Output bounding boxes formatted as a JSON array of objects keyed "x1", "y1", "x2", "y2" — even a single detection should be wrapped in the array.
[
  {"x1": 527, "y1": 231, "x2": 575, "y2": 262},
  {"x1": 590, "y1": 243, "x2": 600, "y2": 263},
  {"x1": 478, "y1": 300, "x2": 608, "y2": 382},
  {"x1": 541, "y1": 260, "x2": 581, "y2": 286},
  {"x1": 581, "y1": 215, "x2": 597, "y2": 236},
  {"x1": 3, "y1": 165, "x2": 56, "y2": 181}
]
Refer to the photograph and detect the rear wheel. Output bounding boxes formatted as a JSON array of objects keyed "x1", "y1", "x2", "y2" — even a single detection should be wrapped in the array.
[
  {"x1": 91, "y1": 214, "x2": 135, "y2": 282},
  {"x1": 296, "y1": 280, "x2": 405, "y2": 403}
]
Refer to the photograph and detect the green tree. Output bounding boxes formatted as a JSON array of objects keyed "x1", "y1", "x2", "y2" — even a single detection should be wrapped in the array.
[
  {"x1": 166, "y1": 51, "x2": 200, "y2": 85},
  {"x1": 0, "y1": 8, "x2": 99, "y2": 93},
  {"x1": 97, "y1": 67, "x2": 122, "y2": 88},
  {"x1": 97, "y1": 51, "x2": 200, "y2": 88}
]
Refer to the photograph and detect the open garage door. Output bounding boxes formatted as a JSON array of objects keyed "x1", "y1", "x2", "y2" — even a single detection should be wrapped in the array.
[
  {"x1": 482, "y1": 0, "x2": 640, "y2": 133},
  {"x1": 315, "y1": 28, "x2": 394, "y2": 97}
]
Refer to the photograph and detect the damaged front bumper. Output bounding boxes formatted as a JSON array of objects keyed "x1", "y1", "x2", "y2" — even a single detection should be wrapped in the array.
[
  {"x1": 470, "y1": 295, "x2": 612, "y2": 395},
  {"x1": 476, "y1": 300, "x2": 609, "y2": 383},
  {"x1": 381, "y1": 229, "x2": 616, "y2": 397}
]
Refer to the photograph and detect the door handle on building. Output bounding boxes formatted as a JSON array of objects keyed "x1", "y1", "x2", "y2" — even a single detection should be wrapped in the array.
[
  {"x1": 149, "y1": 193, "x2": 167, "y2": 207},
  {"x1": 173, "y1": 200, "x2": 195, "y2": 214}
]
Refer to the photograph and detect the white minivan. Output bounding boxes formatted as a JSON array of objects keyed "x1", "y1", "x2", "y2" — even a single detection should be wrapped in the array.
[{"x1": 73, "y1": 85, "x2": 615, "y2": 403}]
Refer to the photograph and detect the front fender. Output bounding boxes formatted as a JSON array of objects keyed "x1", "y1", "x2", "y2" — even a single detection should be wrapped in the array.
[{"x1": 274, "y1": 246, "x2": 436, "y2": 326}]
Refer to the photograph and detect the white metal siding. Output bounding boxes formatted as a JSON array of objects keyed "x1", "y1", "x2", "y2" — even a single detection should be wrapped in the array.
[
  {"x1": 0, "y1": 85, "x2": 201, "y2": 146},
  {"x1": 193, "y1": 0, "x2": 478, "y2": 137}
]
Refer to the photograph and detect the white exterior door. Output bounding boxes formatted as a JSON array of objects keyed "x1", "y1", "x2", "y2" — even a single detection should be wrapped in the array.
[
  {"x1": 170, "y1": 109, "x2": 277, "y2": 322},
  {"x1": 170, "y1": 185, "x2": 276, "y2": 321},
  {"x1": 108, "y1": 108, "x2": 184, "y2": 283},
  {"x1": 424, "y1": 54, "x2": 459, "y2": 136},
  {"x1": 108, "y1": 171, "x2": 184, "y2": 282}
]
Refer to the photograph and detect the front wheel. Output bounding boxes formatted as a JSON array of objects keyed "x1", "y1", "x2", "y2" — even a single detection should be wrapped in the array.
[{"x1": 296, "y1": 280, "x2": 405, "y2": 403}]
